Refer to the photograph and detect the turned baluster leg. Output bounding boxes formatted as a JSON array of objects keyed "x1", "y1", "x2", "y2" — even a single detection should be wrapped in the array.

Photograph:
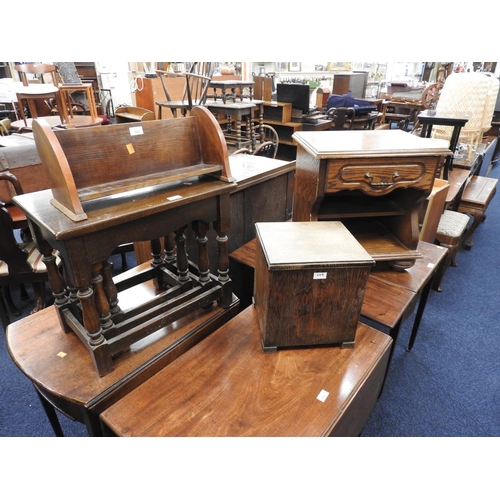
[
  {"x1": 77, "y1": 284, "x2": 113, "y2": 376},
  {"x1": 248, "y1": 115, "x2": 256, "y2": 151},
  {"x1": 91, "y1": 262, "x2": 113, "y2": 333},
  {"x1": 215, "y1": 231, "x2": 230, "y2": 285},
  {"x1": 235, "y1": 115, "x2": 242, "y2": 149},
  {"x1": 174, "y1": 226, "x2": 190, "y2": 285},
  {"x1": 192, "y1": 220, "x2": 210, "y2": 285},
  {"x1": 101, "y1": 259, "x2": 122, "y2": 320},
  {"x1": 214, "y1": 227, "x2": 232, "y2": 308},
  {"x1": 41, "y1": 250, "x2": 68, "y2": 309},
  {"x1": 213, "y1": 195, "x2": 232, "y2": 307},
  {"x1": 257, "y1": 104, "x2": 264, "y2": 143},
  {"x1": 150, "y1": 238, "x2": 166, "y2": 289},
  {"x1": 164, "y1": 233, "x2": 176, "y2": 264},
  {"x1": 39, "y1": 245, "x2": 72, "y2": 332},
  {"x1": 62, "y1": 265, "x2": 78, "y2": 305},
  {"x1": 78, "y1": 286, "x2": 105, "y2": 345}
]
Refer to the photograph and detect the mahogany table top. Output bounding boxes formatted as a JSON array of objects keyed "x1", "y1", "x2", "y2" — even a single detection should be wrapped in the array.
[
  {"x1": 100, "y1": 305, "x2": 392, "y2": 437},
  {"x1": 368, "y1": 240, "x2": 448, "y2": 294},
  {"x1": 10, "y1": 115, "x2": 103, "y2": 130}
]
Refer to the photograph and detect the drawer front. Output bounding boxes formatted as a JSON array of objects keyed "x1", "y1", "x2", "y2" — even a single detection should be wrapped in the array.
[{"x1": 326, "y1": 159, "x2": 435, "y2": 194}]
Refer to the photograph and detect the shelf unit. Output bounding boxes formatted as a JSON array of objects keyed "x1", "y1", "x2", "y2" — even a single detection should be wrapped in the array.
[{"x1": 0, "y1": 62, "x2": 12, "y2": 78}]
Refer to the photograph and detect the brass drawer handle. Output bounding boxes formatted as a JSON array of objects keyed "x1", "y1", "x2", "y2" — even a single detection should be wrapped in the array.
[{"x1": 364, "y1": 171, "x2": 400, "y2": 187}]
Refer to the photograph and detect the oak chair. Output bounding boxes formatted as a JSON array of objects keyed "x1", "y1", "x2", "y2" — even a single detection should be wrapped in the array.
[
  {"x1": 155, "y1": 62, "x2": 215, "y2": 118},
  {"x1": 432, "y1": 208, "x2": 470, "y2": 292},
  {"x1": 14, "y1": 64, "x2": 63, "y2": 126},
  {"x1": 232, "y1": 124, "x2": 279, "y2": 158},
  {"x1": 0, "y1": 118, "x2": 11, "y2": 135},
  {"x1": 14, "y1": 63, "x2": 59, "y2": 86},
  {"x1": 0, "y1": 172, "x2": 61, "y2": 328},
  {"x1": 419, "y1": 178, "x2": 450, "y2": 244},
  {"x1": 327, "y1": 107, "x2": 357, "y2": 130}
]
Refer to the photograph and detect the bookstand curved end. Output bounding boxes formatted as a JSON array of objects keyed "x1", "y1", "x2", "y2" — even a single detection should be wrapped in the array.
[
  {"x1": 32, "y1": 119, "x2": 87, "y2": 221},
  {"x1": 191, "y1": 106, "x2": 235, "y2": 183}
]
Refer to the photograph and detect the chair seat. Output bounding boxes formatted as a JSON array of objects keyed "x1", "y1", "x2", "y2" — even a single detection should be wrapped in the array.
[
  {"x1": 432, "y1": 209, "x2": 470, "y2": 291},
  {"x1": 436, "y1": 210, "x2": 470, "y2": 240},
  {"x1": 7, "y1": 205, "x2": 27, "y2": 228},
  {"x1": 16, "y1": 84, "x2": 59, "y2": 96},
  {"x1": 155, "y1": 100, "x2": 191, "y2": 108},
  {"x1": 0, "y1": 241, "x2": 60, "y2": 276}
]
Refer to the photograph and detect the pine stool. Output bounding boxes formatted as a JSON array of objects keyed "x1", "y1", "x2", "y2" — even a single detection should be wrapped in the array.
[
  {"x1": 433, "y1": 209, "x2": 470, "y2": 291},
  {"x1": 457, "y1": 176, "x2": 498, "y2": 249}
]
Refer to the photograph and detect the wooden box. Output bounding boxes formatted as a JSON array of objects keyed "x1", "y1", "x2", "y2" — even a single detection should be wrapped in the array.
[
  {"x1": 263, "y1": 102, "x2": 292, "y2": 123},
  {"x1": 254, "y1": 221, "x2": 374, "y2": 351}
]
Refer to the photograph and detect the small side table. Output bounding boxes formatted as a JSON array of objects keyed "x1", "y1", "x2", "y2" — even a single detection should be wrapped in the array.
[
  {"x1": 206, "y1": 100, "x2": 264, "y2": 151},
  {"x1": 58, "y1": 82, "x2": 99, "y2": 124},
  {"x1": 207, "y1": 80, "x2": 254, "y2": 103},
  {"x1": 418, "y1": 110, "x2": 469, "y2": 180}
]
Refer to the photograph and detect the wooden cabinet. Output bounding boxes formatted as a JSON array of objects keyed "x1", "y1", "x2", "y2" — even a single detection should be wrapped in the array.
[
  {"x1": 0, "y1": 62, "x2": 12, "y2": 78},
  {"x1": 333, "y1": 72, "x2": 369, "y2": 98},
  {"x1": 74, "y1": 62, "x2": 99, "y2": 92},
  {"x1": 292, "y1": 130, "x2": 451, "y2": 270},
  {"x1": 134, "y1": 76, "x2": 182, "y2": 118}
]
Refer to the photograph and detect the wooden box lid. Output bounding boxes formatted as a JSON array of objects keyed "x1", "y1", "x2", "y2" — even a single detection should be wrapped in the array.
[{"x1": 255, "y1": 221, "x2": 374, "y2": 270}]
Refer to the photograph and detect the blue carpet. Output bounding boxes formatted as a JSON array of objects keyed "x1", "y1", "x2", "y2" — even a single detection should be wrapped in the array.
[
  {"x1": 362, "y1": 160, "x2": 500, "y2": 436},
  {"x1": 1, "y1": 163, "x2": 500, "y2": 437},
  {"x1": 0, "y1": 254, "x2": 130, "y2": 437}
]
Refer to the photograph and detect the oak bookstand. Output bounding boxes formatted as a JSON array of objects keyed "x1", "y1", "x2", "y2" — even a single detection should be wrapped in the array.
[{"x1": 15, "y1": 107, "x2": 237, "y2": 376}]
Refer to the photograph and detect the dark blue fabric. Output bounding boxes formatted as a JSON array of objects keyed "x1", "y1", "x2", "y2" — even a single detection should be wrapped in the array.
[{"x1": 326, "y1": 91, "x2": 377, "y2": 115}]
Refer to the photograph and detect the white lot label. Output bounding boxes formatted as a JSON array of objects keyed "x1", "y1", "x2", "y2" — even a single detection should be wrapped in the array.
[
  {"x1": 129, "y1": 126, "x2": 144, "y2": 136},
  {"x1": 317, "y1": 389, "x2": 329, "y2": 402},
  {"x1": 313, "y1": 272, "x2": 327, "y2": 280}
]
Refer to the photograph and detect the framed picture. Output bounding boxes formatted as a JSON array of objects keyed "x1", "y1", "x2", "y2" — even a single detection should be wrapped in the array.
[
  {"x1": 289, "y1": 62, "x2": 301, "y2": 72},
  {"x1": 276, "y1": 62, "x2": 288, "y2": 72},
  {"x1": 327, "y1": 62, "x2": 352, "y2": 72}
]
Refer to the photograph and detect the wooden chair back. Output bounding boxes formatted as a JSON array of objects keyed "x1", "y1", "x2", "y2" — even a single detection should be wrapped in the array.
[
  {"x1": 0, "y1": 172, "x2": 57, "y2": 328},
  {"x1": 0, "y1": 206, "x2": 34, "y2": 277},
  {"x1": 0, "y1": 171, "x2": 24, "y2": 204},
  {"x1": 327, "y1": 107, "x2": 356, "y2": 130},
  {"x1": 182, "y1": 62, "x2": 214, "y2": 104},
  {"x1": 14, "y1": 63, "x2": 59, "y2": 86},
  {"x1": 156, "y1": 62, "x2": 215, "y2": 117},
  {"x1": 253, "y1": 124, "x2": 279, "y2": 159},
  {"x1": 419, "y1": 178, "x2": 450, "y2": 243},
  {"x1": 253, "y1": 75, "x2": 273, "y2": 101}
]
